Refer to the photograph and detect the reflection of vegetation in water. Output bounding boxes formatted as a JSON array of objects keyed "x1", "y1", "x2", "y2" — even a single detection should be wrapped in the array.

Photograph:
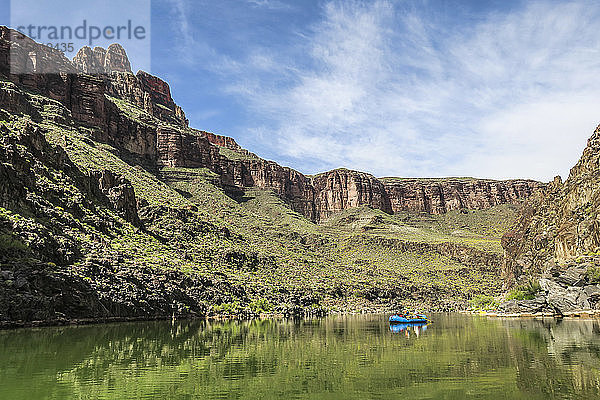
[{"x1": 0, "y1": 315, "x2": 599, "y2": 399}]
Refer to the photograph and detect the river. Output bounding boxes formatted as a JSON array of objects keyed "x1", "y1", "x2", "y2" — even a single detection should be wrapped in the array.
[{"x1": 0, "y1": 313, "x2": 599, "y2": 399}]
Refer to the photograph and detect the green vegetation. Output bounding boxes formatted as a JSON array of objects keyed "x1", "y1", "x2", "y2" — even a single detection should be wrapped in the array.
[
  {"x1": 587, "y1": 265, "x2": 600, "y2": 283},
  {"x1": 320, "y1": 204, "x2": 515, "y2": 253},
  {"x1": 469, "y1": 294, "x2": 499, "y2": 310},
  {"x1": 507, "y1": 280, "x2": 541, "y2": 301}
]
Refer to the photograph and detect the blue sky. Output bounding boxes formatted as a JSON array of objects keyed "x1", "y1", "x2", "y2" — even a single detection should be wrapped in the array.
[{"x1": 4, "y1": 1, "x2": 600, "y2": 181}]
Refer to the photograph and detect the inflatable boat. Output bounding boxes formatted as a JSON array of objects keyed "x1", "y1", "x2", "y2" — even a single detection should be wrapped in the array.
[{"x1": 389, "y1": 314, "x2": 428, "y2": 324}]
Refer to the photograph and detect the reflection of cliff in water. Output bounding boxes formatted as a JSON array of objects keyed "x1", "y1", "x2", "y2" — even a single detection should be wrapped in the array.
[{"x1": 501, "y1": 318, "x2": 600, "y2": 397}]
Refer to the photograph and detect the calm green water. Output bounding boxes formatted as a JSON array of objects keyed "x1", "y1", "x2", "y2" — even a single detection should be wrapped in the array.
[{"x1": 0, "y1": 314, "x2": 599, "y2": 399}]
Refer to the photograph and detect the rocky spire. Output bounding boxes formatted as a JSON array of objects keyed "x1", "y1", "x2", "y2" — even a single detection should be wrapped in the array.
[{"x1": 72, "y1": 43, "x2": 131, "y2": 74}]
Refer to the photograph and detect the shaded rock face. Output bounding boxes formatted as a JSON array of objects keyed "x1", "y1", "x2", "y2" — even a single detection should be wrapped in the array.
[
  {"x1": 157, "y1": 126, "x2": 220, "y2": 168},
  {"x1": 102, "y1": 99, "x2": 158, "y2": 161},
  {"x1": 103, "y1": 71, "x2": 188, "y2": 127},
  {"x1": 0, "y1": 26, "x2": 187, "y2": 165},
  {"x1": 503, "y1": 124, "x2": 600, "y2": 285},
  {"x1": 0, "y1": 124, "x2": 40, "y2": 210},
  {"x1": 155, "y1": 127, "x2": 317, "y2": 219},
  {"x1": 1, "y1": 28, "x2": 75, "y2": 76},
  {"x1": 136, "y1": 71, "x2": 188, "y2": 126},
  {"x1": 88, "y1": 170, "x2": 141, "y2": 227},
  {"x1": 0, "y1": 27, "x2": 106, "y2": 127},
  {"x1": 383, "y1": 178, "x2": 543, "y2": 215}
]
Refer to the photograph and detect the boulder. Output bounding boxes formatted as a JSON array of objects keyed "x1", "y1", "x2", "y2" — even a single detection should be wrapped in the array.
[
  {"x1": 516, "y1": 296, "x2": 548, "y2": 313},
  {"x1": 556, "y1": 265, "x2": 589, "y2": 287},
  {"x1": 499, "y1": 296, "x2": 547, "y2": 313},
  {"x1": 499, "y1": 300, "x2": 520, "y2": 313},
  {"x1": 584, "y1": 284, "x2": 600, "y2": 298},
  {"x1": 547, "y1": 295, "x2": 579, "y2": 314},
  {"x1": 539, "y1": 278, "x2": 564, "y2": 293},
  {"x1": 89, "y1": 170, "x2": 140, "y2": 227}
]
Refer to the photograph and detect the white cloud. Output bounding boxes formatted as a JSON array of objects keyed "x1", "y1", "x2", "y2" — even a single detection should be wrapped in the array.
[{"x1": 177, "y1": 0, "x2": 600, "y2": 181}]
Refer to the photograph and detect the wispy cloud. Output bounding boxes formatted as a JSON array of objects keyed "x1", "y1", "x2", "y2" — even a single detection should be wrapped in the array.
[
  {"x1": 246, "y1": 0, "x2": 294, "y2": 10},
  {"x1": 169, "y1": 0, "x2": 600, "y2": 181}
]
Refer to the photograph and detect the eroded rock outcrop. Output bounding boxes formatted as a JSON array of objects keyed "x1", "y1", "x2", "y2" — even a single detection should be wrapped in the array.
[
  {"x1": 73, "y1": 44, "x2": 131, "y2": 74},
  {"x1": 72, "y1": 46, "x2": 104, "y2": 74},
  {"x1": 154, "y1": 123, "x2": 542, "y2": 221},
  {"x1": 1, "y1": 27, "x2": 75, "y2": 76},
  {"x1": 201, "y1": 130, "x2": 244, "y2": 151},
  {"x1": 503, "y1": 124, "x2": 600, "y2": 286},
  {"x1": 499, "y1": 262, "x2": 600, "y2": 315},
  {"x1": 89, "y1": 170, "x2": 141, "y2": 227}
]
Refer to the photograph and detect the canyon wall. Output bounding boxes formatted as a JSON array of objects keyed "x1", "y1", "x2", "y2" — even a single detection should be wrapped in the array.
[
  {"x1": 0, "y1": 26, "x2": 544, "y2": 222},
  {"x1": 312, "y1": 169, "x2": 392, "y2": 219},
  {"x1": 502, "y1": 125, "x2": 600, "y2": 286},
  {"x1": 383, "y1": 178, "x2": 542, "y2": 214}
]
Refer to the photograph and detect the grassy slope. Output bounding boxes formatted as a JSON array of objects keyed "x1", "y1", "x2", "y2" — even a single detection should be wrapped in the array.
[{"x1": 0, "y1": 77, "x2": 515, "y2": 317}]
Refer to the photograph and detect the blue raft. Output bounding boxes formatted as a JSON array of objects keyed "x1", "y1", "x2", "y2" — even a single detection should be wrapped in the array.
[{"x1": 389, "y1": 314, "x2": 428, "y2": 324}]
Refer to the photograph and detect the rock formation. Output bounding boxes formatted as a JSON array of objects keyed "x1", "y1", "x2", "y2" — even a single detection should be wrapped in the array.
[
  {"x1": 0, "y1": 26, "x2": 543, "y2": 223},
  {"x1": 383, "y1": 178, "x2": 542, "y2": 214},
  {"x1": 89, "y1": 170, "x2": 141, "y2": 227},
  {"x1": 503, "y1": 125, "x2": 600, "y2": 286},
  {"x1": 312, "y1": 169, "x2": 392, "y2": 219},
  {"x1": 497, "y1": 122, "x2": 600, "y2": 315},
  {"x1": 499, "y1": 263, "x2": 600, "y2": 315},
  {"x1": 0, "y1": 27, "x2": 552, "y2": 324},
  {"x1": 73, "y1": 44, "x2": 131, "y2": 74}
]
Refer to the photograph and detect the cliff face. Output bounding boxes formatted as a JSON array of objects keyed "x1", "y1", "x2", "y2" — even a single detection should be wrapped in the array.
[
  {"x1": 0, "y1": 27, "x2": 542, "y2": 222},
  {"x1": 503, "y1": 125, "x2": 600, "y2": 286},
  {"x1": 312, "y1": 169, "x2": 392, "y2": 220},
  {"x1": 383, "y1": 178, "x2": 543, "y2": 215}
]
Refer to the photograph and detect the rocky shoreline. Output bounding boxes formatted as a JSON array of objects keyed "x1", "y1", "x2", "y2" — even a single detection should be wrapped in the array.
[
  {"x1": 464, "y1": 310, "x2": 600, "y2": 319},
  {"x1": 465, "y1": 259, "x2": 600, "y2": 319}
]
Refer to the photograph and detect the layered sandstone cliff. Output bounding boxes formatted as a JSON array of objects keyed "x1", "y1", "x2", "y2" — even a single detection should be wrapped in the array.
[
  {"x1": 382, "y1": 178, "x2": 542, "y2": 215},
  {"x1": 0, "y1": 27, "x2": 543, "y2": 223},
  {"x1": 312, "y1": 169, "x2": 392, "y2": 219}
]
